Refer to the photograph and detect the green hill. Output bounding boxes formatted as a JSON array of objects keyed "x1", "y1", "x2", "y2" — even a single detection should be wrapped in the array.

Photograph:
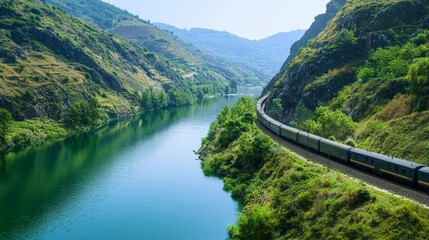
[
  {"x1": 45, "y1": 0, "x2": 262, "y2": 86},
  {"x1": 0, "y1": 0, "x2": 232, "y2": 150},
  {"x1": 154, "y1": 23, "x2": 305, "y2": 80},
  {"x1": 264, "y1": 0, "x2": 429, "y2": 164}
]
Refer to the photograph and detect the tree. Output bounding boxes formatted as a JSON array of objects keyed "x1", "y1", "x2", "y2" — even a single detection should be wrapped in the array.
[
  {"x1": 65, "y1": 98, "x2": 108, "y2": 128},
  {"x1": 0, "y1": 108, "x2": 12, "y2": 142},
  {"x1": 141, "y1": 88, "x2": 154, "y2": 111},
  {"x1": 408, "y1": 58, "x2": 429, "y2": 97},
  {"x1": 407, "y1": 58, "x2": 429, "y2": 111},
  {"x1": 304, "y1": 106, "x2": 357, "y2": 140}
]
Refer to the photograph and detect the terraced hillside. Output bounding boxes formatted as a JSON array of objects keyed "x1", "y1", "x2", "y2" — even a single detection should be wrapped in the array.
[
  {"x1": 45, "y1": 0, "x2": 262, "y2": 85},
  {"x1": 0, "y1": 0, "x2": 232, "y2": 150}
]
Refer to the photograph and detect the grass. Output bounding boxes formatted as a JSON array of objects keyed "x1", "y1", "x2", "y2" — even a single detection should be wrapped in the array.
[{"x1": 3, "y1": 118, "x2": 68, "y2": 150}]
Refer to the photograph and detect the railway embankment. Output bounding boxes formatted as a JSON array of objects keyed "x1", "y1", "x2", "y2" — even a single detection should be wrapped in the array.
[{"x1": 199, "y1": 97, "x2": 429, "y2": 239}]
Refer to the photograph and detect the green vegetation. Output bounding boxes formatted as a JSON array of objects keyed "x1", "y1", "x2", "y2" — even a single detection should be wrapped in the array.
[
  {"x1": 0, "y1": 108, "x2": 12, "y2": 142},
  {"x1": 0, "y1": 0, "x2": 238, "y2": 152},
  {"x1": 330, "y1": 29, "x2": 358, "y2": 52},
  {"x1": 265, "y1": 0, "x2": 429, "y2": 164},
  {"x1": 65, "y1": 99, "x2": 109, "y2": 129},
  {"x1": 407, "y1": 58, "x2": 429, "y2": 111},
  {"x1": 304, "y1": 106, "x2": 357, "y2": 141},
  {"x1": 46, "y1": 0, "x2": 257, "y2": 87},
  {"x1": 199, "y1": 98, "x2": 429, "y2": 240},
  {"x1": 3, "y1": 118, "x2": 67, "y2": 150},
  {"x1": 140, "y1": 88, "x2": 169, "y2": 112}
]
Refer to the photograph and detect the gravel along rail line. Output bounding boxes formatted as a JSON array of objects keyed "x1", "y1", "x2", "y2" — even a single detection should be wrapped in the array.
[{"x1": 257, "y1": 121, "x2": 429, "y2": 206}]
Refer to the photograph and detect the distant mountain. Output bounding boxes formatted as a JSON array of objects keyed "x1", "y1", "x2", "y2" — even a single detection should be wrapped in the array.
[
  {"x1": 45, "y1": 0, "x2": 261, "y2": 85},
  {"x1": 154, "y1": 23, "x2": 305, "y2": 80}
]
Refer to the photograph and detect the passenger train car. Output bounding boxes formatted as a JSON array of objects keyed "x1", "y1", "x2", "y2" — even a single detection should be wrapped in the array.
[{"x1": 257, "y1": 96, "x2": 428, "y2": 189}]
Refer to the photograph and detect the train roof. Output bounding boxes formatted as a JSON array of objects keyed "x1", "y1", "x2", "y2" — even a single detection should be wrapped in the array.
[
  {"x1": 280, "y1": 124, "x2": 300, "y2": 133},
  {"x1": 320, "y1": 138, "x2": 353, "y2": 151},
  {"x1": 268, "y1": 118, "x2": 283, "y2": 126},
  {"x1": 419, "y1": 167, "x2": 429, "y2": 174},
  {"x1": 297, "y1": 131, "x2": 322, "y2": 141},
  {"x1": 351, "y1": 148, "x2": 423, "y2": 169}
]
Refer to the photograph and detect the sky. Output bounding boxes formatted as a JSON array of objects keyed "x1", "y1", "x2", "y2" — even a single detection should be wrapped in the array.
[{"x1": 103, "y1": 0, "x2": 331, "y2": 40}]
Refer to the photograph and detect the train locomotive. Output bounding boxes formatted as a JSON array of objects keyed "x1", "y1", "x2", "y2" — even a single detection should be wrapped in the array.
[{"x1": 257, "y1": 96, "x2": 428, "y2": 189}]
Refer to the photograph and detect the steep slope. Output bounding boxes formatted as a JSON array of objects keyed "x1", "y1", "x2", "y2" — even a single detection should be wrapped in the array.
[
  {"x1": 45, "y1": 0, "x2": 261, "y2": 85},
  {"x1": 263, "y1": 0, "x2": 347, "y2": 94},
  {"x1": 264, "y1": 0, "x2": 429, "y2": 164},
  {"x1": 155, "y1": 23, "x2": 305, "y2": 79},
  {"x1": 0, "y1": 0, "x2": 235, "y2": 150},
  {"x1": 0, "y1": 0, "x2": 182, "y2": 120}
]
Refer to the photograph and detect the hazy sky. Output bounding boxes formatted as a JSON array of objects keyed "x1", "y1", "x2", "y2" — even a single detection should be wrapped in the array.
[{"x1": 103, "y1": 0, "x2": 331, "y2": 40}]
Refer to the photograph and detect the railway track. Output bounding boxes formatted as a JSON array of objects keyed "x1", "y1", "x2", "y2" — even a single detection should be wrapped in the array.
[{"x1": 257, "y1": 121, "x2": 429, "y2": 206}]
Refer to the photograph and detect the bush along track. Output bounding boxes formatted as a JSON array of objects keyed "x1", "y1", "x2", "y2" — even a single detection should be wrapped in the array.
[{"x1": 198, "y1": 97, "x2": 429, "y2": 240}]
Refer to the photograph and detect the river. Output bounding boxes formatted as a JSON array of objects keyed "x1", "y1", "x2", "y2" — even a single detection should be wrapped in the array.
[{"x1": 0, "y1": 87, "x2": 261, "y2": 239}]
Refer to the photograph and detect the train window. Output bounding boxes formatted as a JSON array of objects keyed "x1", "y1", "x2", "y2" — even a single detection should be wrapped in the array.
[
  {"x1": 401, "y1": 169, "x2": 406, "y2": 174},
  {"x1": 395, "y1": 166, "x2": 399, "y2": 172},
  {"x1": 365, "y1": 157, "x2": 368, "y2": 162}
]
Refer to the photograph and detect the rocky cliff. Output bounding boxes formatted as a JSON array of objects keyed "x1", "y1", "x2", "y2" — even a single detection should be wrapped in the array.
[
  {"x1": 263, "y1": 0, "x2": 348, "y2": 95},
  {"x1": 265, "y1": 0, "x2": 429, "y2": 164}
]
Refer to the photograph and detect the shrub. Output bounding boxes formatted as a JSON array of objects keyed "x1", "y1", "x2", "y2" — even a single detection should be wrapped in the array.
[
  {"x1": 331, "y1": 29, "x2": 358, "y2": 52},
  {"x1": 0, "y1": 108, "x2": 13, "y2": 141},
  {"x1": 229, "y1": 205, "x2": 276, "y2": 240},
  {"x1": 65, "y1": 98, "x2": 109, "y2": 128},
  {"x1": 345, "y1": 137, "x2": 357, "y2": 147},
  {"x1": 304, "y1": 106, "x2": 357, "y2": 140},
  {"x1": 407, "y1": 58, "x2": 429, "y2": 97},
  {"x1": 272, "y1": 98, "x2": 282, "y2": 110}
]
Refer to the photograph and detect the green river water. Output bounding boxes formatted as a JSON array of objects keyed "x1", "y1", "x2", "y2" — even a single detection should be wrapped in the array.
[{"x1": 0, "y1": 87, "x2": 261, "y2": 239}]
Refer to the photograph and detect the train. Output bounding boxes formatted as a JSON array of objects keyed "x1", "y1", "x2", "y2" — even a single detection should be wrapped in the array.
[{"x1": 257, "y1": 96, "x2": 429, "y2": 190}]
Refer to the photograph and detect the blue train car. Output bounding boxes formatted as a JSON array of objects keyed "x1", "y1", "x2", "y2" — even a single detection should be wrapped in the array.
[
  {"x1": 418, "y1": 167, "x2": 429, "y2": 188},
  {"x1": 350, "y1": 148, "x2": 423, "y2": 183},
  {"x1": 280, "y1": 124, "x2": 299, "y2": 142},
  {"x1": 297, "y1": 131, "x2": 321, "y2": 152},
  {"x1": 268, "y1": 118, "x2": 282, "y2": 135},
  {"x1": 319, "y1": 138, "x2": 352, "y2": 162}
]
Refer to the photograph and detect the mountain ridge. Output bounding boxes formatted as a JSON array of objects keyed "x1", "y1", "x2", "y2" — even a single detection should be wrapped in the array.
[
  {"x1": 155, "y1": 22, "x2": 305, "y2": 80},
  {"x1": 45, "y1": 0, "x2": 262, "y2": 85}
]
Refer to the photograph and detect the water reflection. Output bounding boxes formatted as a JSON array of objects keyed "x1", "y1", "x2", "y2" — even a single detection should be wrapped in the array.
[{"x1": 0, "y1": 86, "x2": 261, "y2": 239}]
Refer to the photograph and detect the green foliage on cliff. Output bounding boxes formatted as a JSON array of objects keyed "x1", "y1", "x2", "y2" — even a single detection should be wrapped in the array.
[
  {"x1": 304, "y1": 106, "x2": 357, "y2": 141},
  {"x1": 408, "y1": 57, "x2": 429, "y2": 111},
  {"x1": 199, "y1": 98, "x2": 429, "y2": 240}
]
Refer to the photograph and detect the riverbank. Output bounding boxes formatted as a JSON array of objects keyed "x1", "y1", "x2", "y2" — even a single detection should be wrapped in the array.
[
  {"x1": 0, "y1": 94, "x2": 241, "y2": 239},
  {"x1": 199, "y1": 97, "x2": 429, "y2": 239},
  {"x1": 1, "y1": 116, "x2": 118, "y2": 154}
]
